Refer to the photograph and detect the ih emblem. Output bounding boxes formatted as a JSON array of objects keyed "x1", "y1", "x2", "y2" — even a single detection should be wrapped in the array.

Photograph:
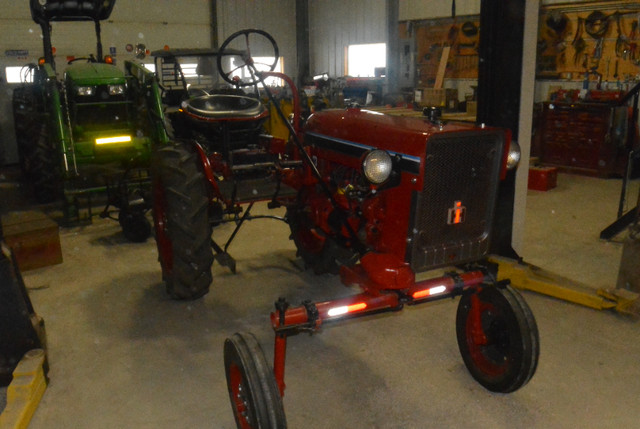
[{"x1": 447, "y1": 201, "x2": 466, "y2": 225}]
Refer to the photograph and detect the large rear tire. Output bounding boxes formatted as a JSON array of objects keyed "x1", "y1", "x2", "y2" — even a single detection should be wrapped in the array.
[
  {"x1": 30, "y1": 124, "x2": 61, "y2": 204},
  {"x1": 224, "y1": 332, "x2": 287, "y2": 429},
  {"x1": 456, "y1": 284, "x2": 539, "y2": 393},
  {"x1": 13, "y1": 86, "x2": 38, "y2": 180},
  {"x1": 152, "y1": 143, "x2": 213, "y2": 299}
]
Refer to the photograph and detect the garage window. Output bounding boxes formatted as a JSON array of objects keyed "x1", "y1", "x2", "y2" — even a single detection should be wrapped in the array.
[
  {"x1": 5, "y1": 66, "x2": 34, "y2": 83},
  {"x1": 227, "y1": 56, "x2": 284, "y2": 86},
  {"x1": 347, "y1": 43, "x2": 386, "y2": 77}
]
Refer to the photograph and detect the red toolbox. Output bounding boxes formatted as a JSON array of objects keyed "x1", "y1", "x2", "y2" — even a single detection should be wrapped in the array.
[{"x1": 528, "y1": 166, "x2": 558, "y2": 191}]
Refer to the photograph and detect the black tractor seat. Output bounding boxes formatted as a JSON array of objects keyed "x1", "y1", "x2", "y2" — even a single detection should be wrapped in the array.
[{"x1": 184, "y1": 94, "x2": 268, "y2": 121}]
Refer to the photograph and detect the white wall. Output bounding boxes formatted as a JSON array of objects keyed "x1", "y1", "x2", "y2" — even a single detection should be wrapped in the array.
[{"x1": 308, "y1": 0, "x2": 386, "y2": 78}]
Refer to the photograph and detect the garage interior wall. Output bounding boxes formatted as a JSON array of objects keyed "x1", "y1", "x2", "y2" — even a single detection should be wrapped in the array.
[
  {"x1": 307, "y1": 0, "x2": 386, "y2": 78},
  {"x1": 216, "y1": 0, "x2": 297, "y2": 81}
]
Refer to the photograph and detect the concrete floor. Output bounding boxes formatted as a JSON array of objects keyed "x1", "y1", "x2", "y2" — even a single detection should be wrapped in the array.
[{"x1": 2, "y1": 171, "x2": 640, "y2": 428}]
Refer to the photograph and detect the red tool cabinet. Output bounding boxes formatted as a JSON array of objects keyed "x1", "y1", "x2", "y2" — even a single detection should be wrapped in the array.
[{"x1": 539, "y1": 102, "x2": 628, "y2": 177}]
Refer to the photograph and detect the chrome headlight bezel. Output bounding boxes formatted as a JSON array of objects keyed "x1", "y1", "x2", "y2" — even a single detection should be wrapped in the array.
[
  {"x1": 362, "y1": 149, "x2": 393, "y2": 185},
  {"x1": 76, "y1": 86, "x2": 95, "y2": 96},
  {"x1": 506, "y1": 140, "x2": 521, "y2": 170},
  {"x1": 108, "y1": 84, "x2": 126, "y2": 96}
]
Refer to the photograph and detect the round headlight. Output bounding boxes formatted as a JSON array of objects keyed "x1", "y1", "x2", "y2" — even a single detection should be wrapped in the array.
[
  {"x1": 506, "y1": 140, "x2": 521, "y2": 170},
  {"x1": 363, "y1": 150, "x2": 392, "y2": 184}
]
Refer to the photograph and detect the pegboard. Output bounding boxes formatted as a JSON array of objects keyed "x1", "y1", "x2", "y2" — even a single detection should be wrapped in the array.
[
  {"x1": 538, "y1": 6, "x2": 640, "y2": 82},
  {"x1": 400, "y1": 17, "x2": 480, "y2": 88}
]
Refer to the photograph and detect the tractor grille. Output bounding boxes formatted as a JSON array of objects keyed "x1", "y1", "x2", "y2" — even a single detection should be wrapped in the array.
[{"x1": 408, "y1": 130, "x2": 505, "y2": 272}]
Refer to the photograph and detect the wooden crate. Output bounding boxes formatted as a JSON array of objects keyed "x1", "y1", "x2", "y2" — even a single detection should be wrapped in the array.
[
  {"x1": 2, "y1": 211, "x2": 62, "y2": 271},
  {"x1": 415, "y1": 88, "x2": 458, "y2": 110},
  {"x1": 466, "y1": 101, "x2": 477, "y2": 116}
]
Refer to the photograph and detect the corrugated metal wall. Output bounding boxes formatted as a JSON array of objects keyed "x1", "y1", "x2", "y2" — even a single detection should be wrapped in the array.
[
  {"x1": 217, "y1": 0, "x2": 388, "y2": 81},
  {"x1": 307, "y1": 0, "x2": 386, "y2": 77},
  {"x1": 216, "y1": 0, "x2": 297, "y2": 80}
]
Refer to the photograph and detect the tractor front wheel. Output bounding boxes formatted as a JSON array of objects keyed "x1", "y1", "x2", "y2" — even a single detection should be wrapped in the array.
[
  {"x1": 456, "y1": 284, "x2": 539, "y2": 393},
  {"x1": 152, "y1": 143, "x2": 213, "y2": 299},
  {"x1": 118, "y1": 209, "x2": 151, "y2": 243},
  {"x1": 224, "y1": 332, "x2": 286, "y2": 429}
]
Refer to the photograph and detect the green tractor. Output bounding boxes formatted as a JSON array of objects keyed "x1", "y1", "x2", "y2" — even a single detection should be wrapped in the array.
[{"x1": 12, "y1": 0, "x2": 168, "y2": 242}]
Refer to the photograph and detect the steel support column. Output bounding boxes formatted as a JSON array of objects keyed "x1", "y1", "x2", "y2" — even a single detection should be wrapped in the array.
[
  {"x1": 296, "y1": 0, "x2": 310, "y2": 87},
  {"x1": 477, "y1": 0, "x2": 526, "y2": 259},
  {"x1": 386, "y1": 0, "x2": 400, "y2": 94},
  {"x1": 210, "y1": 0, "x2": 218, "y2": 49}
]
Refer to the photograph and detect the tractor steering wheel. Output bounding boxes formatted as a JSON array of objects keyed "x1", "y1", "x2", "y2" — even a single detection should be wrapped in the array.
[{"x1": 217, "y1": 29, "x2": 279, "y2": 87}]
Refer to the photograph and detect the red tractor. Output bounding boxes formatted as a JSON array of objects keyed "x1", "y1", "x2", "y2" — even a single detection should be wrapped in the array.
[{"x1": 151, "y1": 30, "x2": 538, "y2": 428}]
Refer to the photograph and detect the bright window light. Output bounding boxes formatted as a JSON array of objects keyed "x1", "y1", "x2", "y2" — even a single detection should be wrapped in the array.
[
  {"x1": 144, "y1": 63, "x2": 155, "y2": 72},
  {"x1": 5, "y1": 66, "x2": 34, "y2": 83},
  {"x1": 228, "y1": 56, "x2": 284, "y2": 86},
  {"x1": 347, "y1": 43, "x2": 386, "y2": 77},
  {"x1": 180, "y1": 63, "x2": 199, "y2": 78}
]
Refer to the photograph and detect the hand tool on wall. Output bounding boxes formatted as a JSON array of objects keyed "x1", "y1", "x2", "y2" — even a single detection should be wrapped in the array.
[
  {"x1": 572, "y1": 17, "x2": 587, "y2": 65},
  {"x1": 585, "y1": 11, "x2": 609, "y2": 67},
  {"x1": 615, "y1": 12, "x2": 630, "y2": 59},
  {"x1": 629, "y1": 19, "x2": 638, "y2": 63},
  {"x1": 585, "y1": 10, "x2": 610, "y2": 39},
  {"x1": 593, "y1": 37, "x2": 604, "y2": 60}
]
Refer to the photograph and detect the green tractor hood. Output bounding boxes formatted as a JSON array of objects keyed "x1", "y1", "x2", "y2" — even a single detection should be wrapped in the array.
[{"x1": 65, "y1": 62, "x2": 126, "y2": 85}]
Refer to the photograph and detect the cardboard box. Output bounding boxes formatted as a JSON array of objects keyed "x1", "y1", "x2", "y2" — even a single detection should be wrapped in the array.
[
  {"x1": 466, "y1": 101, "x2": 477, "y2": 116},
  {"x1": 2, "y1": 211, "x2": 62, "y2": 271},
  {"x1": 528, "y1": 166, "x2": 558, "y2": 191},
  {"x1": 415, "y1": 88, "x2": 458, "y2": 110}
]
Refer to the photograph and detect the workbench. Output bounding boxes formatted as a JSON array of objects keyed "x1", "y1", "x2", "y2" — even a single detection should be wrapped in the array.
[{"x1": 367, "y1": 106, "x2": 476, "y2": 123}]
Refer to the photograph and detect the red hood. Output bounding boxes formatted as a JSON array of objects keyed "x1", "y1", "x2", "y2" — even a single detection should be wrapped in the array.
[{"x1": 303, "y1": 108, "x2": 479, "y2": 158}]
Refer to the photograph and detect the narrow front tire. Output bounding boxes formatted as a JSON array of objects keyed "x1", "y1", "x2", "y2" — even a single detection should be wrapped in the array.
[
  {"x1": 224, "y1": 332, "x2": 287, "y2": 429},
  {"x1": 456, "y1": 284, "x2": 539, "y2": 393}
]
